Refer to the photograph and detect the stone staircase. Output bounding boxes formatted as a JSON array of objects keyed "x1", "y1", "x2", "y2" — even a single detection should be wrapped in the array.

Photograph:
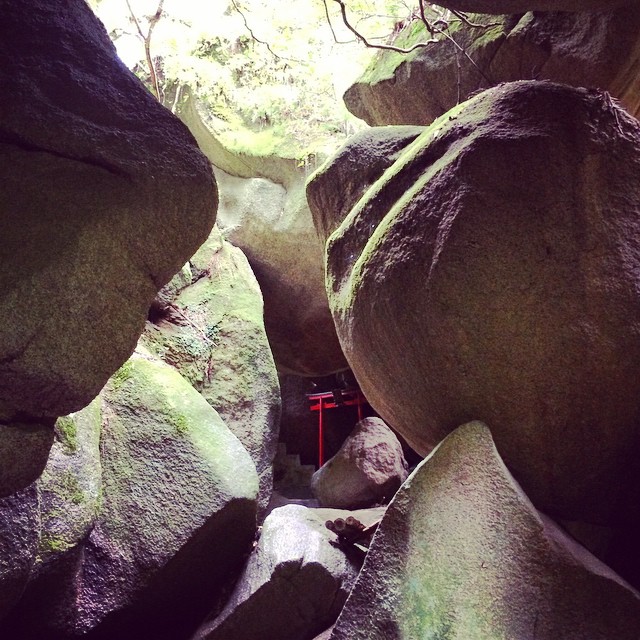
[{"x1": 272, "y1": 442, "x2": 317, "y2": 501}]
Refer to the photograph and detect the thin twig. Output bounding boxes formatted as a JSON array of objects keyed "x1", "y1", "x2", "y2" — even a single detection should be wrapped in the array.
[
  {"x1": 230, "y1": 0, "x2": 284, "y2": 61},
  {"x1": 433, "y1": 24, "x2": 494, "y2": 86},
  {"x1": 450, "y1": 9, "x2": 501, "y2": 29},
  {"x1": 333, "y1": 0, "x2": 438, "y2": 53},
  {"x1": 124, "y1": 0, "x2": 145, "y2": 39}
]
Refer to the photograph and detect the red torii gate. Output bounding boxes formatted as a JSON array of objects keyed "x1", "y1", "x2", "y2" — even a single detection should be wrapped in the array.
[{"x1": 307, "y1": 388, "x2": 367, "y2": 468}]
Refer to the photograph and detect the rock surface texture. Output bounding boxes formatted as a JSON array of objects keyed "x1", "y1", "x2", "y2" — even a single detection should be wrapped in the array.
[
  {"x1": 308, "y1": 81, "x2": 640, "y2": 524},
  {"x1": 311, "y1": 418, "x2": 408, "y2": 509},
  {"x1": 0, "y1": 0, "x2": 217, "y2": 422},
  {"x1": 142, "y1": 226, "x2": 281, "y2": 515},
  {"x1": 194, "y1": 504, "x2": 361, "y2": 640},
  {"x1": 1, "y1": 352, "x2": 258, "y2": 640},
  {"x1": 180, "y1": 97, "x2": 347, "y2": 376},
  {"x1": 344, "y1": 6, "x2": 640, "y2": 126},
  {"x1": 330, "y1": 422, "x2": 640, "y2": 640}
]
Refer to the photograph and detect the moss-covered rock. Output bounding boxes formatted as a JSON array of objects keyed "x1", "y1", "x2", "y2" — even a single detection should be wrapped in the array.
[
  {"x1": 142, "y1": 226, "x2": 280, "y2": 516},
  {"x1": 330, "y1": 422, "x2": 640, "y2": 640},
  {"x1": 36, "y1": 398, "x2": 102, "y2": 568},
  {"x1": 180, "y1": 98, "x2": 348, "y2": 376},
  {"x1": 345, "y1": 6, "x2": 640, "y2": 126},
  {"x1": 4, "y1": 353, "x2": 259, "y2": 640},
  {"x1": 308, "y1": 81, "x2": 640, "y2": 525}
]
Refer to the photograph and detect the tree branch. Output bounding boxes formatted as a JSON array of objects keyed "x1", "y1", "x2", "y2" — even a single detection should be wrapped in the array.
[
  {"x1": 332, "y1": 0, "x2": 438, "y2": 54},
  {"x1": 125, "y1": 0, "x2": 164, "y2": 101},
  {"x1": 230, "y1": 0, "x2": 285, "y2": 61}
]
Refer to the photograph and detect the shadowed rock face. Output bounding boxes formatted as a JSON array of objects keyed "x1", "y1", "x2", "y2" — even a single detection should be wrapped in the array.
[
  {"x1": 344, "y1": 6, "x2": 640, "y2": 126},
  {"x1": 0, "y1": 0, "x2": 216, "y2": 422},
  {"x1": 330, "y1": 422, "x2": 640, "y2": 640},
  {"x1": 195, "y1": 504, "x2": 362, "y2": 640},
  {"x1": 307, "y1": 81, "x2": 640, "y2": 525}
]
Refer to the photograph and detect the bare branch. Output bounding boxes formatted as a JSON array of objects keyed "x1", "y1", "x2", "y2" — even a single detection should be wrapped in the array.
[
  {"x1": 332, "y1": 0, "x2": 438, "y2": 54},
  {"x1": 230, "y1": 0, "x2": 285, "y2": 61},
  {"x1": 432, "y1": 23, "x2": 494, "y2": 85},
  {"x1": 323, "y1": 0, "x2": 349, "y2": 44},
  {"x1": 449, "y1": 9, "x2": 501, "y2": 29},
  {"x1": 124, "y1": 0, "x2": 164, "y2": 101},
  {"x1": 124, "y1": 0, "x2": 145, "y2": 40},
  {"x1": 145, "y1": 0, "x2": 164, "y2": 100}
]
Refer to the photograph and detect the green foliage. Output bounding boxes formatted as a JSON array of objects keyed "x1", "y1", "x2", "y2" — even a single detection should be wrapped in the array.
[{"x1": 87, "y1": 0, "x2": 411, "y2": 157}]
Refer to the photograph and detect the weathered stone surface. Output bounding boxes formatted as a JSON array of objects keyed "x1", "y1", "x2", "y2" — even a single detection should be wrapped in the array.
[
  {"x1": 311, "y1": 418, "x2": 408, "y2": 509},
  {"x1": 6, "y1": 352, "x2": 258, "y2": 639},
  {"x1": 345, "y1": 7, "x2": 640, "y2": 126},
  {"x1": 0, "y1": 399, "x2": 103, "y2": 635},
  {"x1": 0, "y1": 423, "x2": 54, "y2": 497},
  {"x1": 194, "y1": 504, "x2": 361, "y2": 640},
  {"x1": 180, "y1": 97, "x2": 347, "y2": 376},
  {"x1": 36, "y1": 399, "x2": 103, "y2": 572},
  {"x1": 309, "y1": 127, "x2": 425, "y2": 240},
  {"x1": 142, "y1": 226, "x2": 280, "y2": 515},
  {"x1": 432, "y1": 0, "x2": 631, "y2": 12},
  {"x1": 308, "y1": 81, "x2": 640, "y2": 524},
  {"x1": 0, "y1": 486, "x2": 39, "y2": 622},
  {"x1": 330, "y1": 422, "x2": 640, "y2": 640},
  {"x1": 0, "y1": 0, "x2": 216, "y2": 422}
]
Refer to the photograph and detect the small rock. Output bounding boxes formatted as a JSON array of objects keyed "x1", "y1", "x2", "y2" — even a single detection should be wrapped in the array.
[
  {"x1": 194, "y1": 504, "x2": 363, "y2": 640},
  {"x1": 311, "y1": 418, "x2": 408, "y2": 509}
]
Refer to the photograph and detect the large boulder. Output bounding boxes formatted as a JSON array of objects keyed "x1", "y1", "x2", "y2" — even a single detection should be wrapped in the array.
[
  {"x1": 142, "y1": 226, "x2": 281, "y2": 515},
  {"x1": 311, "y1": 418, "x2": 408, "y2": 509},
  {"x1": 194, "y1": 504, "x2": 364, "y2": 640},
  {"x1": 0, "y1": 0, "x2": 216, "y2": 422},
  {"x1": 330, "y1": 422, "x2": 640, "y2": 640},
  {"x1": 345, "y1": 7, "x2": 640, "y2": 126},
  {"x1": 2, "y1": 352, "x2": 259, "y2": 639},
  {"x1": 307, "y1": 81, "x2": 640, "y2": 524},
  {"x1": 179, "y1": 97, "x2": 347, "y2": 376}
]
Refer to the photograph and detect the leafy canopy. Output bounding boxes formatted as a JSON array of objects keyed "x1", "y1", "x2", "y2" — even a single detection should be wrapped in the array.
[{"x1": 88, "y1": 0, "x2": 415, "y2": 159}]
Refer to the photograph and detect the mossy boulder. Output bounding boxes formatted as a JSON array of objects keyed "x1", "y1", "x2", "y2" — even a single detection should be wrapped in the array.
[
  {"x1": 142, "y1": 226, "x2": 280, "y2": 515},
  {"x1": 345, "y1": 6, "x2": 640, "y2": 126},
  {"x1": 180, "y1": 98, "x2": 347, "y2": 376},
  {"x1": 307, "y1": 81, "x2": 640, "y2": 525},
  {"x1": 330, "y1": 422, "x2": 640, "y2": 640},
  {"x1": 0, "y1": 0, "x2": 216, "y2": 423},
  {"x1": 3, "y1": 353, "x2": 259, "y2": 639},
  {"x1": 37, "y1": 398, "x2": 102, "y2": 568}
]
